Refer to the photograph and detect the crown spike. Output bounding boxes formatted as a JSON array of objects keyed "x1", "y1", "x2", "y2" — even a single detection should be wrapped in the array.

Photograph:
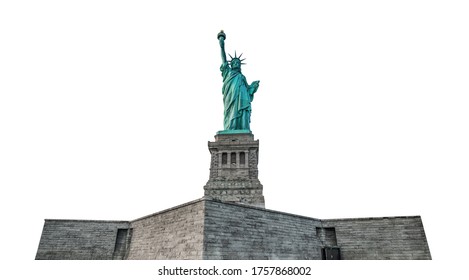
[{"x1": 228, "y1": 53, "x2": 233, "y2": 59}]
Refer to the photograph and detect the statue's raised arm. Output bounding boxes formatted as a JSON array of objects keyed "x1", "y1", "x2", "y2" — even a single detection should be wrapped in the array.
[
  {"x1": 218, "y1": 30, "x2": 227, "y2": 64},
  {"x1": 217, "y1": 30, "x2": 260, "y2": 132}
]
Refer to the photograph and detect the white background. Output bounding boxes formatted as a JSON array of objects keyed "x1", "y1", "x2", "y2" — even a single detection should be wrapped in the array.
[{"x1": 1, "y1": 1, "x2": 468, "y2": 279}]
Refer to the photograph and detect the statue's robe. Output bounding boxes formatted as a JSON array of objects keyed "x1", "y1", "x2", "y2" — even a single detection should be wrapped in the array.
[{"x1": 220, "y1": 62, "x2": 257, "y2": 130}]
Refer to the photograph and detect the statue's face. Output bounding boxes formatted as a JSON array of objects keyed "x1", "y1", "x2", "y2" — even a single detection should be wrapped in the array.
[{"x1": 231, "y1": 59, "x2": 241, "y2": 70}]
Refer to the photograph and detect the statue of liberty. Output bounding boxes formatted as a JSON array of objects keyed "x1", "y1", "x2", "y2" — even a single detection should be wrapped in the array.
[{"x1": 217, "y1": 30, "x2": 260, "y2": 132}]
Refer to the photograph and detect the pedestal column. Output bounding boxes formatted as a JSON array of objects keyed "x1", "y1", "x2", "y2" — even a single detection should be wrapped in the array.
[{"x1": 204, "y1": 132, "x2": 265, "y2": 208}]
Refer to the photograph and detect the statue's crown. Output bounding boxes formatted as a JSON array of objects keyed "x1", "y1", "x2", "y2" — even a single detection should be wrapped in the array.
[{"x1": 228, "y1": 51, "x2": 246, "y2": 65}]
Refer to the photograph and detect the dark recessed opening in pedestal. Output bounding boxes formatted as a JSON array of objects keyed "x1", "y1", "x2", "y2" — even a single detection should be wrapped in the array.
[
  {"x1": 231, "y1": 152, "x2": 236, "y2": 164},
  {"x1": 222, "y1": 153, "x2": 227, "y2": 165},
  {"x1": 240, "y1": 152, "x2": 245, "y2": 165}
]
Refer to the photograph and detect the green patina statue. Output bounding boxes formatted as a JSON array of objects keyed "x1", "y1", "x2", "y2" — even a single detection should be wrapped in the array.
[{"x1": 218, "y1": 30, "x2": 260, "y2": 133}]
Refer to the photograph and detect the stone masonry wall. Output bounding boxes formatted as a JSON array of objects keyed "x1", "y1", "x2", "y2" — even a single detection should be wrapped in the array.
[
  {"x1": 35, "y1": 200, "x2": 431, "y2": 260},
  {"x1": 126, "y1": 199, "x2": 205, "y2": 260},
  {"x1": 322, "y1": 216, "x2": 431, "y2": 260},
  {"x1": 203, "y1": 199, "x2": 323, "y2": 260},
  {"x1": 35, "y1": 219, "x2": 130, "y2": 260}
]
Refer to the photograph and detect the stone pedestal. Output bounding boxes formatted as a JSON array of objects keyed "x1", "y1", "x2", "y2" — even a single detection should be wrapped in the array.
[{"x1": 204, "y1": 132, "x2": 265, "y2": 208}]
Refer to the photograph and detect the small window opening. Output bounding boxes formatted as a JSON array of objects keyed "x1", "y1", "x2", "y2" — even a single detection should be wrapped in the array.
[
  {"x1": 239, "y1": 152, "x2": 245, "y2": 165},
  {"x1": 231, "y1": 152, "x2": 236, "y2": 164},
  {"x1": 222, "y1": 153, "x2": 227, "y2": 165}
]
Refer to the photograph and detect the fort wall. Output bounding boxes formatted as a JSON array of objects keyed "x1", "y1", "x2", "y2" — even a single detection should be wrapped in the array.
[
  {"x1": 35, "y1": 219, "x2": 129, "y2": 260},
  {"x1": 203, "y1": 199, "x2": 323, "y2": 260},
  {"x1": 126, "y1": 199, "x2": 205, "y2": 260},
  {"x1": 35, "y1": 199, "x2": 431, "y2": 260},
  {"x1": 322, "y1": 216, "x2": 431, "y2": 260}
]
